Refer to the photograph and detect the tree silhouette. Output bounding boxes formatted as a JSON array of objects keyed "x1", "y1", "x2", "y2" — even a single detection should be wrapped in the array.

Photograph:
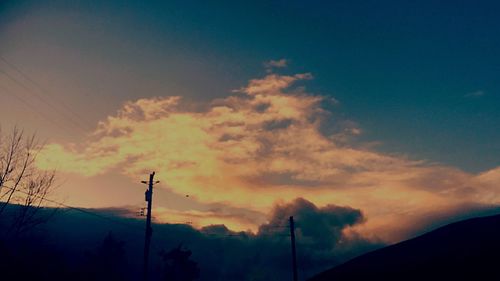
[
  {"x1": 160, "y1": 244, "x2": 200, "y2": 281},
  {"x1": 80, "y1": 231, "x2": 128, "y2": 281},
  {"x1": 0, "y1": 127, "x2": 56, "y2": 237}
]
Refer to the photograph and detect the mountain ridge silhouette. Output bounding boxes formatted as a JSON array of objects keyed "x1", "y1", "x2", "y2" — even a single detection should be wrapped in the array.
[{"x1": 310, "y1": 213, "x2": 500, "y2": 281}]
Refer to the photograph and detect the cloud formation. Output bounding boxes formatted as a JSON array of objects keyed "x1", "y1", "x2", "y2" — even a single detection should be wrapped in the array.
[
  {"x1": 259, "y1": 198, "x2": 373, "y2": 256},
  {"x1": 464, "y1": 90, "x2": 485, "y2": 98},
  {"x1": 36, "y1": 67, "x2": 500, "y2": 243},
  {"x1": 35, "y1": 199, "x2": 380, "y2": 280},
  {"x1": 264, "y1": 58, "x2": 289, "y2": 71},
  {"x1": 192, "y1": 198, "x2": 379, "y2": 279}
]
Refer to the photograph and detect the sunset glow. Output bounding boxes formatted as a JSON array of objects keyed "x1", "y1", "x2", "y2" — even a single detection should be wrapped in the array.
[
  {"x1": 31, "y1": 70, "x2": 500, "y2": 241},
  {"x1": 1, "y1": 2, "x2": 499, "y2": 280}
]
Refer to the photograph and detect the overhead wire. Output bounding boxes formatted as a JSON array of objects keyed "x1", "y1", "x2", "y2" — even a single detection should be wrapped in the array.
[
  {"x1": 0, "y1": 59, "x2": 91, "y2": 133},
  {"x1": 0, "y1": 184, "x2": 144, "y2": 235},
  {"x1": 0, "y1": 56, "x2": 298, "y2": 242},
  {"x1": 0, "y1": 184, "x2": 285, "y2": 239},
  {"x1": 0, "y1": 55, "x2": 91, "y2": 129},
  {"x1": 1, "y1": 182, "x2": 296, "y2": 241},
  {"x1": 0, "y1": 83, "x2": 81, "y2": 139}
]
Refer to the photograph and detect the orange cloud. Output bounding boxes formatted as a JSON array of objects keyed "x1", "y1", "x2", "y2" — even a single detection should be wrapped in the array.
[{"x1": 36, "y1": 71, "x2": 500, "y2": 243}]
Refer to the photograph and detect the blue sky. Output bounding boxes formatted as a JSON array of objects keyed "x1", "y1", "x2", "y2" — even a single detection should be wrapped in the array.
[
  {"x1": 1, "y1": 0, "x2": 498, "y2": 172},
  {"x1": 1, "y1": 0, "x2": 500, "y2": 253}
]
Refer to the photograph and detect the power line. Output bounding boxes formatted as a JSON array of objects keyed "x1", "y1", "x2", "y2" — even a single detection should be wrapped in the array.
[
  {"x1": 0, "y1": 65, "x2": 91, "y2": 133},
  {"x1": 0, "y1": 184, "x2": 292, "y2": 240},
  {"x1": 0, "y1": 183, "x2": 240, "y2": 237},
  {"x1": 0, "y1": 55, "x2": 91, "y2": 129},
  {"x1": 0, "y1": 184, "x2": 143, "y2": 234},
  {"x1": 0, "y1": 68, "x2": 90, "y2": 133},
  {"x1": 265, "y1": 225, "x2": 290, "y2": 228},
  {"x1": 0, "y1": 83, "x2": 82, "y2": 139}
]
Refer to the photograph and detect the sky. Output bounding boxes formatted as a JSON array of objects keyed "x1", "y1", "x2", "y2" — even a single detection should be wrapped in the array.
[{"x1": 1, "y1": 0, "x2": 499, "y2": 246}]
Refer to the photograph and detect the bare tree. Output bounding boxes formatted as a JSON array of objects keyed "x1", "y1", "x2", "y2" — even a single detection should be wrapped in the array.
[{"x1": 0, "y1": 126, "x2": 56, "y2": 236}]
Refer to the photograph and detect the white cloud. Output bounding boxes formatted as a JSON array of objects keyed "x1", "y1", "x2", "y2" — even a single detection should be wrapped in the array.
[
  {"x1": 36, "y1": 71, "x2": 500, "y2": 243},
  {"x1": 264, "y1": 58, "x2": 288, "y2": 70}
]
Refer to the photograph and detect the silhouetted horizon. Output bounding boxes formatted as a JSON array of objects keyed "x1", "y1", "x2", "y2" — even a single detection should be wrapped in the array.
[{"x1": 1, "y1": 1, "x2": 499, "y2": 280}]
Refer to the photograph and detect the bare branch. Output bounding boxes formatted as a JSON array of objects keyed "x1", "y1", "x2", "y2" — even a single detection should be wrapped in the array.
[{"x1": 0, "y1": 126, "x2": 57, "y2": 237}]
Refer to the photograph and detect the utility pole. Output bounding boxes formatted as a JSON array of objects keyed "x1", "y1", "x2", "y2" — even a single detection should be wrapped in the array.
[
  {"x1": 289, "y1": 216, "x2": 298, "y2": 281},
  {"x1": 142, "y1": 171, "x2": 158, "y2": 281}
]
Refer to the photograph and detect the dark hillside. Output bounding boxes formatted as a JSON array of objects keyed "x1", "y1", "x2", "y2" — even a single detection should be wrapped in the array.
[{"x1": 310, "y1": 214, "x2": 500, "y2": 281}]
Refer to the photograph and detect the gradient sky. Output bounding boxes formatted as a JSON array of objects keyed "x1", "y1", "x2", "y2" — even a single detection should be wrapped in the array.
[{"x1": 1, "y1": 0, "x2": 499, "y2": 243}]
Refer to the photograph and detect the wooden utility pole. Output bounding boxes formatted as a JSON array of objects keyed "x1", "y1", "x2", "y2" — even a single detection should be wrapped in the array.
[
  {"x1": 289, "y1": 216, "x2": 298, "y2": 281},
  {"x1": 142, "y1": 172, "x2": 157, "y2": 281}
]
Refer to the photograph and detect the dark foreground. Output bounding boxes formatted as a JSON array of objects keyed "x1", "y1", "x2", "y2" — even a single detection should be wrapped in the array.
[{"x1": 310, "y1": 214, "x2": 500, "y2": 281}]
